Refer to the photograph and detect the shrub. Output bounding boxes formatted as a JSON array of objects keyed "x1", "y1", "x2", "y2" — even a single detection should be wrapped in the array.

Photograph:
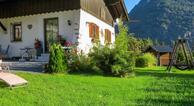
[
  {"x1": 112, "y1": 51, "x2": 135, "y2": 77},
  {"x1": 89, "y1": 43, "x2": 135, "y2": 77},
  {"x1": 136, "y1": 53, "x2": 157, "y2": 68},
  {"x1": 89, "y1": 21, "x2": 136, "y2": 77},
  {"x1": 89, "y1": 44, "x2": 116, "y2": 75},
  {"x1": 46, "y1": 43, "x2": 68, "y2": 73},
  {"x1": 71, "y1": 20, "x2": 135, "y2": 77},
  {"x1": 135, "y1": 57, "x2": 148, "y2": 68},
  {"x1": 68, "y1": 53, "x2": 97, "y2": 74},
  {"x1": 113, "y1": 21, "x2": 135, "y2": 77}
]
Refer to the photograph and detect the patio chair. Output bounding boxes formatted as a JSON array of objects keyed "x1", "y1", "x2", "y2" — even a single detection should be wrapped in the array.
[
  {"x1": 0, "y1": 59, "x2": 10, "y2": 72},
  {"x1": 0, "y1": 45, "x2": 10, "y2": 59}
]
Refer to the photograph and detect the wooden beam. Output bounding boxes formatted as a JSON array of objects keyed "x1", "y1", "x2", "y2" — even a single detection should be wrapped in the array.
[
  {"x1": 0, "y1": 21, "x2": 7, "y2": 32},
  {"x1": 105, "y1": 0, "x2": 129, "y2": 21}
]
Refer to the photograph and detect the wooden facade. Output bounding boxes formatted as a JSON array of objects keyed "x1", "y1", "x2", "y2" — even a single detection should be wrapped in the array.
[
  {"x1": 104, "y1": 0, "x2": 129, "y2": 20},
  {"x1": 0, "y1": 0, "x2": 128, "y2": 25},
  {"x1": 160, "y1": 53, "x2": 171, "y2": 66},
  {"x1": 0, "y1": 0, "x2": 80, "y2": 18},
  {"x1": 81, "y1": 0, "x2": 114, "y2": 24},
  {"x1": 145, "y1": 46, "x2": 173, "y2": 66}
]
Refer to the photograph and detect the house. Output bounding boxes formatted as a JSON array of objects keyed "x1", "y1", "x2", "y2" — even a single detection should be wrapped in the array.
[
  {"x1": 0, "y1": 0, "x2": 128, "y2": 60},
  {"x1": 145, "y1": 46, "x2": 173, "y2": 66}
]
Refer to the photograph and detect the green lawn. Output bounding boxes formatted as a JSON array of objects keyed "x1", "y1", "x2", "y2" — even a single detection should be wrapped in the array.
[{"x1": 0, "y1": 67, "x2": 194, "y2": 106}]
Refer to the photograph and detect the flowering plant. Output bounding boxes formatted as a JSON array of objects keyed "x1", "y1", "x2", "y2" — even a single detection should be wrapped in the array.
[
  {"x1": 34, "y1": 38, "x2": 42, "y2": 49},
  {"x1": 64, "y1": 41, "x2": 73, "y2": 47}
]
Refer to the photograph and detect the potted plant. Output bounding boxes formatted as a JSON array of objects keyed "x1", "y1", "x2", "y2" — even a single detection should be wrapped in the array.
[
  {"x1": 34, "y1": 38, "x2": 42, "y2": 57},
  {"x1": 59, "y1": 36, "x2": 67, "y2": 46}
]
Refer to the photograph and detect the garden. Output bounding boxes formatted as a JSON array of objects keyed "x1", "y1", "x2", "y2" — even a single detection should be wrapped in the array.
[
  {"x1": 0, "y1": 22, "x2": 194, "y2": 106},
  {"x1": 45, "y1": 21, "x2": 154, "y2": 77}
]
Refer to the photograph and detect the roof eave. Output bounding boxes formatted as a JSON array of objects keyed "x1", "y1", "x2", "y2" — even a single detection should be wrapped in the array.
[
  {"x1": 105, "y1": 0, "x2": 129, "y2": 21},
  {"x1": 121, "y1": 0, "x2": 129, "y2": 21}
]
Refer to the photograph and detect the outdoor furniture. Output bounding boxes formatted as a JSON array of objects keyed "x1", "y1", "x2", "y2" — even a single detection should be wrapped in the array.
[
  {"x1": 0, "y1": 45, "x2": 10, "y2": 59},
  {"x1": 0, "y1": 72, "x2": 28, "y2": 88},
  {"x1": 0, "y1": 60, "x2": 28, "y2": 88},
  {"x1": 0, "y1": 59, "x2": 10, "y2": 72},
  {"x1": 20, "y1": 47, "x2": 34, "y2": 61}
]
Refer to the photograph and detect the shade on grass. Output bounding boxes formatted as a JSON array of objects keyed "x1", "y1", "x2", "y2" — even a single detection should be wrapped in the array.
[{"x1": 0, "y1": 67, "x2": 194, "y2": 105}]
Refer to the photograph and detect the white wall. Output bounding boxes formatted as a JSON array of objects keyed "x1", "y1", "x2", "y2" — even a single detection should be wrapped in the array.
[
  {"x1": 78, "y1": 9, "x2": 115, "y2": 53},
  {"x1": 0, "y1": 10, "x2": 80, "y2": 57},
  {"x1": 0, "y1": 9, "x2": 115, "y2": 57}
]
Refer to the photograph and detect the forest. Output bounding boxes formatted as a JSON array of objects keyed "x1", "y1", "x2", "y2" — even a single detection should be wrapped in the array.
[{"x1": 129, "y1": 0, "x2": 194, "y2": 43}]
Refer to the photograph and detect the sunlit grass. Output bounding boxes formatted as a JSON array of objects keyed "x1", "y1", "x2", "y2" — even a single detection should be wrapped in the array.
[{"x1": 0, "y1": 67, "x2": 193, "y2": 106}]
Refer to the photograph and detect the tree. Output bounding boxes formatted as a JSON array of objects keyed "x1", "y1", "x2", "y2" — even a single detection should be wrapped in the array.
[
  {"x1": 115, "y1": 21, "x2": 129, "y2": 52},
  {"x1": 47, "y1": 43, "x2": 68, "y2": 73},
  {"x1": 112, "y1": 21, "x2": 135, "y2": 77}
]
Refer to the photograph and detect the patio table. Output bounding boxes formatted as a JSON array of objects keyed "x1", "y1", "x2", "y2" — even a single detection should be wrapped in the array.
[{"x1": 20, "y1": 47, "x2": 34, "y2": 61}]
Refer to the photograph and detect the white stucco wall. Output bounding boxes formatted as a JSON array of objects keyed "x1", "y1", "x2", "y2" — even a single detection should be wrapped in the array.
[
  {"x1": 0, "y1": 9, "x2": 115, "y2": 57},
  {"x1": 0, "y1": 10, "x2": 80, "y2": 57},
  {"x1": 78, "y1": 9, "x2": 115, "y2": 53}
]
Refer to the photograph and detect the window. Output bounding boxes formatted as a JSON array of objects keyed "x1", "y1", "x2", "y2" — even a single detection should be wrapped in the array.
[
  {"x1": 105, "y1": 29, "x2": 111, "y2": 43},
  {"x1": 11, "y1": 23, "x2": 22, "y2": 42},
  {"x1": 89, "y1": 23, "x2": 99, "y2": 39}
]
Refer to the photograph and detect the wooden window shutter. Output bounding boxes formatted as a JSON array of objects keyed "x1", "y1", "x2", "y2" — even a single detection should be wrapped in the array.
[
  {"x1": 108, "y1": 30, "x2": 111, "y2": 42},
  {"x1": 89, "y1": 23, "x2": 99, "y2": 39},
  {"x1": 96, "y1": 25, "x2": 99, "y2": 39},
  {"x1": 105, "y1": 29, "x2": 111, "y2": 43},
  {"x1": 105, "y1": 29, "x2": 108, "y2": 42},
  {"x1": 89, "y1": 23, "x2": 94, "y2": 38}
]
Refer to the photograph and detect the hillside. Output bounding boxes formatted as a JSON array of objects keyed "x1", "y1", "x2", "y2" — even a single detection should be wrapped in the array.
[{"x1": 129, "y1": 0, "x2": 194, "y2": 43}]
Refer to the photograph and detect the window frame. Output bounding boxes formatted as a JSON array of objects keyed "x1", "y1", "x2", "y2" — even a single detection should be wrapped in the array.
[
  {"x1": 11, "y1": 22, "x2": 22, "y2": 42},
  {"x1": 89, "y1": 23, "x2": 99, "y2": 40}
]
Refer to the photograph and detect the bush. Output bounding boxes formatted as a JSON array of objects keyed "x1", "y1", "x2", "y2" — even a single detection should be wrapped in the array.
[
  {"x1": 113, "y1": 21, "x2": 135, "y2": 77},
  {"x1": 69, "y1": 53, "x2": 97, "y2": 74},
  {"x1": 89, "y1": 43, "x2": 135, "y2": 77},
  {"x1": 88, "y1": 21, "x2": 135, "y2": 77},
  {"x1": 46, "y1": 43, "x2": 68, "y2": 73},
  {"x1": 136, "y1": 53, "x2": 157, "y2": 68},
  {"x1": 89, "y1": 44, "x2": 116, "y2": 75},
  {"x1": 135, "y1": 57, "x2": 147, "y2": 68},
  {"x1": 68, "y1": 20, "x2": 135, "y2": 77},
  {"x1": 112, "y1": 51, "x2": 135, "y2": 77}
]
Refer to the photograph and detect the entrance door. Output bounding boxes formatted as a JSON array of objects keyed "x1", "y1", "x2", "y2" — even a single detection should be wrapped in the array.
[{"x1": 44, "y1": 18, "x2": 59, "y2": 53}]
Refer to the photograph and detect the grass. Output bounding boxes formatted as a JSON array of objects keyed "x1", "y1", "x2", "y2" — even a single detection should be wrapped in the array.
[{"x1": 0, "y1": 67, "x2": 194, "y2": 106}]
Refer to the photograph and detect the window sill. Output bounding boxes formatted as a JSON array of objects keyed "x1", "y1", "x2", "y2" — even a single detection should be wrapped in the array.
[
  {"x1": 91, "y1": 38, "x2": 100, "y2": 43},
  {"x1": 11, "y1": 40, "x2": 22, "y2": 43}
]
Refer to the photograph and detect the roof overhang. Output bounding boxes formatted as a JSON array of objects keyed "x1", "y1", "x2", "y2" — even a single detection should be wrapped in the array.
[
  {"x1": 104, "y1": 0, "x2": 129, "y2": 21},
  {"x1": 0, "y1": 0, "x2": 129, "y2": 21},
  {"x1": 0, "y1": 0, "x2": 16, "y2": 2}
]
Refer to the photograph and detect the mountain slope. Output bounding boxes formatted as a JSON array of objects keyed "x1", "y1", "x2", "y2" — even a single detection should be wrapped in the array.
[{"x1": 129, "y1": 0, "x2": 194, "y2": 43}]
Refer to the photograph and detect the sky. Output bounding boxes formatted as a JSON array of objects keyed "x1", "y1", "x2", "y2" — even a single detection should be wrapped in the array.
[{"x1": 124, "y1": 0, "x2": 141, "y2": 13}]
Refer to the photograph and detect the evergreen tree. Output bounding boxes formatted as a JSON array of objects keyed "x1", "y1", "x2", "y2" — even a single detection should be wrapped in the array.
[{"x1": 47, "y1": 44, "x2": 68, "y2": 73}]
